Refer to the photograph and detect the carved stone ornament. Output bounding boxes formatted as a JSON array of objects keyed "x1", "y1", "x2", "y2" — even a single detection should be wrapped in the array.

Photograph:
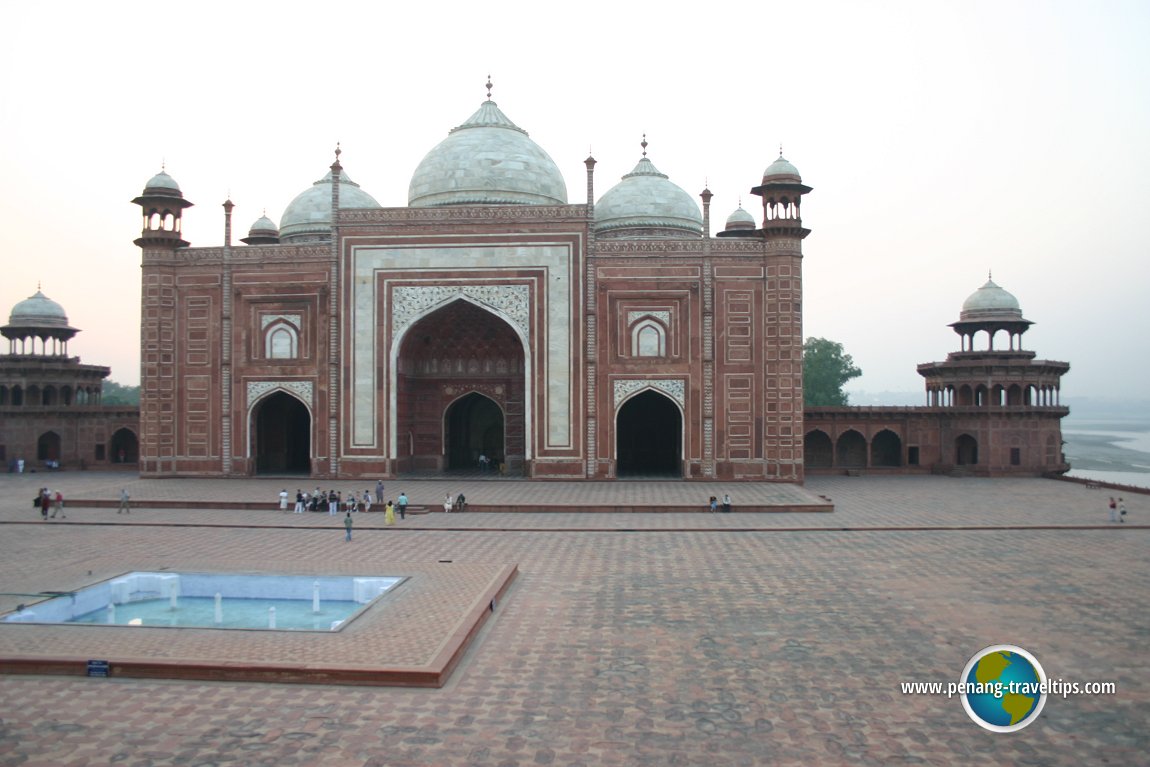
[
  {"x1": 392, "y1": 285, "x2": 530, "y2": 343},
  {"x1": 260, "y1": 313, "x2": 302, "y2": 330},
  {"x1": 627, "y1": 310, "x2": 671, "y2": 327},
  {"x1": 247, "y1": 380, "x2": 314, "y2": 410},
  {"x1": 613, "y1": 379, "x2": 686, "y2": 410}
]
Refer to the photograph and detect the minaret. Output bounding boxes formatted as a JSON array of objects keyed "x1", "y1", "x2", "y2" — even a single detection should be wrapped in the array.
[{"x1": 749, "y1": 150, "x2": 812, "y2": 481}]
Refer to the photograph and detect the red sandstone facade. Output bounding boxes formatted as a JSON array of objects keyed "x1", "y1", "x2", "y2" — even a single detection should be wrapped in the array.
[{"x1": 133, "y1": 90, "x2": 1067, "y2": 483}]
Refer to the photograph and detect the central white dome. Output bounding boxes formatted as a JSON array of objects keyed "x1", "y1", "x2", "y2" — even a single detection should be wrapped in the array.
[{"x1": 408, "y1": 100, "x2": 568, "y2": 207}]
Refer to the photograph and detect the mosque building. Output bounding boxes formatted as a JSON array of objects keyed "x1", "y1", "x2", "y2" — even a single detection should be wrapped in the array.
[
  {"x1": 130, "y1": 83, "x2": 1068, "y2": 481},
  {"x1": 0, "y1": 289, "x2": 139, "y2": 471}
]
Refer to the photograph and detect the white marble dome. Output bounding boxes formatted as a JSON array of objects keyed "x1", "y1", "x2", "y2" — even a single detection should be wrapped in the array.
[
  {"x1": 594, "y1": 157, "x2": 703, "y2": 238},
  {"x1": 248, "y1": 215, "x2": 279, "y2": 237},
  {"x1": 141, "y1": 170, "x2": 182, "y2": 195},
  {"x1": 762, "y1": 155, "x2": 801, "y2": 183},
  {"x1": 408, "y1": 100, "x2": 568, "y2": 207},
  {"x1": 959, "y1": 278, "x2": 1024, "y2": 321},
  {"x1": 279, "y1": 168, "x2": 380, "y2": 243},
  {"x1": 7, "y1": 290, "x2": 72, "y2": 329},
  {"x1": 724, "y1": 205, "x2": 757, "y2": 231}
]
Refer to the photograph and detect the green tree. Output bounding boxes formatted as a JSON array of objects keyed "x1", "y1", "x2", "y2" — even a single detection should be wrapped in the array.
[
  {"x1": 802, "y1": 337, "x2": 862, "y2": 406},
  {"x1": 102, "y1": 380, "x2": 140, "y2": 405}
]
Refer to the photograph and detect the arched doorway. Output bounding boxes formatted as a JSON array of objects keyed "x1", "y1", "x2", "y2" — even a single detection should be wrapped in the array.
[
  {"x1": 871, "y1": 429, "x2": 902, "y2": 467},
  {"x1": 444, "y1": 393, "x2": 504, "y2": 471},
  {"x1": 110, "y1": 428, "x2": 139, "y2": 463},
  {"x1": 396, "y1": 299, "x2": 525, "y2": 475},
  {"x1": 616, "y1": 390, "x2": 681, "y2": 477},
  {"x1": 836, "y1": 430, "x2": 867, "y2": 468},
  {"x1": 804, "y1": 430, "x2": 833, "y2": 468},
  {"x1": 252, "y1": 392, "x2": 311, "y2": 474},
  {"x1": 37, "y1": 431, "x2": 61, "y2": 462},
  {"x1": 956, "y1": 434, "x2": 978, "y2": 466}
]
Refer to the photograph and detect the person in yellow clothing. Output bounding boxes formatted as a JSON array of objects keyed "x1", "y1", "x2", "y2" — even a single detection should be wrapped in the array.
[{"x1": 384, "y1": 500, "x2": 396, "y2": 526}]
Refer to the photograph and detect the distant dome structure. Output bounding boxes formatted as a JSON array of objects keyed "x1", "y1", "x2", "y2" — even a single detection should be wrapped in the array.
[
  {"x1": 594, "y1": 141, "x2": 703, "y2": 239},
  {"x1": 241, "y1": 214, "x2": 280, "y2": 245},
  {"x1": 142, "y1": 170, "x2": 182, "y2": 195},
  {"x1": 959, "y1": 277, "x2": 1023, "y2": 320},
  {"x1": 2, "y1": 289, "x2": 78, "y2": 355},
  {"x1": 724, "y1": 205, "x2": 756, "y2": 231},
  {"x1": 762, "y1": 154, "x2": 802, "y2": 183},
  {"x1": 408, "y1": 82, "x2": 568, "y2": 207},
  {"x1": 279, "y1": 167, "x2": 380, "y2": 243}
]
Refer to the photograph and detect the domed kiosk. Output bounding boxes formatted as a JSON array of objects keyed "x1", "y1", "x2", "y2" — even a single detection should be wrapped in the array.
[{"x1": 0, "y1": 289, "x2": 138, "y2": 470}]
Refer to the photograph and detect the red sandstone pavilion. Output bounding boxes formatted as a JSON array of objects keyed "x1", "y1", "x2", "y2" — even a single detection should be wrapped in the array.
[{"x1": 131, "y1": 83, "x2": 1069, "y2": 481}]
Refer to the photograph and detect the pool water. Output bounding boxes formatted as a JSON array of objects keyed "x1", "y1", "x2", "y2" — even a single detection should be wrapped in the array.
[
  {"x1": 71, "y1": 596, "x2": 360, "y2": 630},
  {"x1": 2, "y1": 571, "x2": 404, "y2": 632}
]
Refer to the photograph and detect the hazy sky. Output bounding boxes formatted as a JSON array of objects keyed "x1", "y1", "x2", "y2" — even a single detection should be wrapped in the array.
[{"x1": 2, "y1": 1, "x2": 1147, "y2": 402}]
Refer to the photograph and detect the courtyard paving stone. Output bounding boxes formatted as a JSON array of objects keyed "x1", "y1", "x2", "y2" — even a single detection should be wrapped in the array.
[{"x1": 0, "y1": 473, "x2": 1145, "y2": 765}]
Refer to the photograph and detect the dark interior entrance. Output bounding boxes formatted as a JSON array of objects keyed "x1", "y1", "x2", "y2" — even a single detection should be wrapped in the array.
[
  {"x1": 956, "y1": 434, "x2": 979, "y2": 465},
  {"x1": 110, "y1": 428, "x2": 139, "y2": 463},
  {"x1": 445, "y1": 393, "x2": 504, "y2": 470},
  {"x1": 37, "y1": 431, "x2": 61, "y2": 462},
  {"x1": 616, "y1": 390, "x2": 681, "y2": 477},
  {"x1": 253, "y1": 392, "x2": 310, "y2": 474}
]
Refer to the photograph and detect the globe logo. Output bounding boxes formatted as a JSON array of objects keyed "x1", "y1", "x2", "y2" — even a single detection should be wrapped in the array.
[{"x1": 960, "y1": 644, "x2": 1048, "y2": 732}]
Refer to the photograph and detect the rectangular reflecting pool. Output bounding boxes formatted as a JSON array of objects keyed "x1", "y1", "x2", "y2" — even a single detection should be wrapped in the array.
[{"x1": 1, "y1": 572, "x2": 405, "y2": 632}]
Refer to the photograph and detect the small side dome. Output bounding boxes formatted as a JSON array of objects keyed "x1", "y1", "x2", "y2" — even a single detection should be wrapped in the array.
[
  {"x1": 241, "y1": 215, "x2": 280, "y2": 246},
  {"x1": 594, "y1": 156, "x2": 703, "y2": 239},
  {"x1": 724, "y1": 205, "x2": 757, "y2": 232},
  {"x1": 762, "y1": 155, "x2": 801, "y2": 184},
  {"x1": 279, "y1": 168, "x2": 380, "y2": 244},
  {"x1": 8, "y1": 290, "x2": 71, "y2": 329},
  {"x1": 408, "y1": 99, "x2": 568, "y2": 207},
  {"x1": 960, "y1": 278, "x2": 1023, "y2": 320}
]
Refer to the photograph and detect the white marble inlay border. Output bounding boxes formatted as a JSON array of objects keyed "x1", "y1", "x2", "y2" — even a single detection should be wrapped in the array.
[
  {"x1": 350, "y1": 242, "x2": 575, "y2": 453},
  {"x1": 246, "y1": 380, "x2": 314, "y2": 410},
  {"x1": 613, "y1": 379, "x2": 686, "y2": 410}
]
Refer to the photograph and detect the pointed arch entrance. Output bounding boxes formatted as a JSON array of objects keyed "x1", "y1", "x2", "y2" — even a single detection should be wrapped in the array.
[
  {"x1": 110, "y1": 428, "x2": 139, "y2": 463},
  {"x1": 251, "y1": 391, "x2": 311, "y2": 474},
  {"x1": 444, "y1": 393, "x2": 504, "y2": 470},
  {"x1": 955, "y1": 434, "x2": 979, "y2": 466},
  {"x1": 616, "y1": 390, "x2": 682, "y2": 477},
  {"x1": 37, "y1": 431, "x2": 61, "y2": 462},
  {"x1": 396, "y1": 299, "x2": 526, "y2": 475}
]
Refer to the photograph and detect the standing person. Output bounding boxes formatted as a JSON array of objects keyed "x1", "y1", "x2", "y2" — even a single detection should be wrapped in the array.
[
  {"x1": 279, "y1": 489, "x2": 289, "y2": 511},
  {"x1": 444, "y1": 493, "x2": 453, "y2": 513},
  {"x1": 362, "y1": 490, "x2": 372, "y2": 513},
  {"x1": 1119, "y1": 498, "x2": 1127, "y2": 523},
  {"x1": 344, "y1": 512, "x2": 353, "y2": 542},
  {"x1": 294, "y1": 489, "x2": 305, "y2": 514},
  {"x1": 40, "y1": 488, "x2": 50, "y2": 520},
  {"x1": 1109, "y1": 497, "x2": 1118, "y2": 523},
  {"x1": 397, "y1": 492, "x2": 408, "y2": 520},
  {"x1": 329, "y1": 491, "x2": 340, "y2": 516},
  {"x1": 118, "y1": 488, "x2": 131, "y2": 514},
  {"x1": 51, "y1": 490, "x2": 65, "y2": 519},
  {"x1": 722, "y1": 493, "x2": 732, "y2": 514},
  {"x1": 385, "y1": 500, "x2": 396, "y2": 526},
  {"x1": 375, "y1": 479, "x2": 385, "y2": 504}
]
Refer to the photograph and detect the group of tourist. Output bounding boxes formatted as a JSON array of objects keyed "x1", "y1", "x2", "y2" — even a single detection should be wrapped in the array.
[
  {"x1": 1108, "y1": 496, "x2": 1128, "y2": 523},
  {"x1": 34, "y1": 487, "x2": 65, "y2": 519},
  {"x1": 284, "y1": 487, "x2": 413, "y2": 521},
  {"x1": 707, "y1": 494, "x2": 733, "y2": 513}
]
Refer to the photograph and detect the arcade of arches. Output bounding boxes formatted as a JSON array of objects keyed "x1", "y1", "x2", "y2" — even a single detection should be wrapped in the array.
[{"x1": 396, "y1": 300, "x2": 525, "y2": 474}]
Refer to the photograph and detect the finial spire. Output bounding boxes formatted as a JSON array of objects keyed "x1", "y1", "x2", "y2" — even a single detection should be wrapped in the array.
[
  {"x1": 486, "y1": 75, "x2": 493, "y2": 100},
  {"x1": 641, "y1": 134, "x2": 648, "y2": 157},
  {"x1": 779, "y1": 144, "x2": 784, "y2": 157},
  {"x1": 988, "y1": 268, "x2": 993, "y2": 280}
]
